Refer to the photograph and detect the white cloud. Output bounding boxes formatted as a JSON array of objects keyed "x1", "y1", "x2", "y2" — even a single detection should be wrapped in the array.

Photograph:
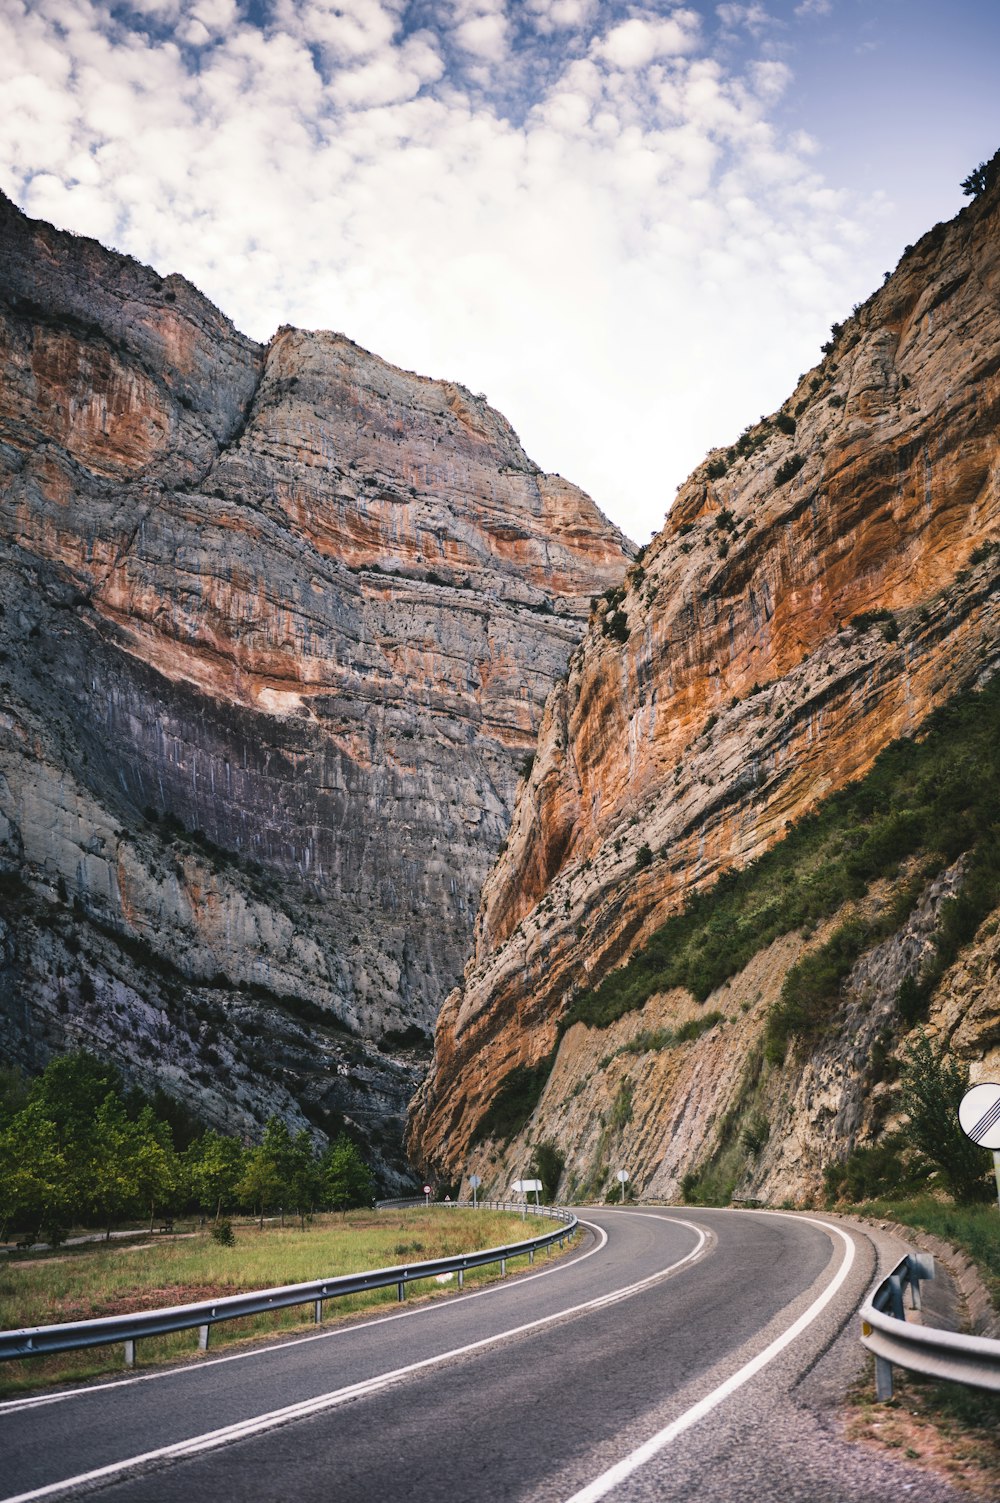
[
  {"x1": 524, "y1": 0, "x2": 597, "y2": 33},
  {"x1": 0, "y1": 0, "x2": 889, "y2": 542},
  {"x1": 596, "y1": 13, "x2": 701, "y2": 70},
  {"x1": 795, "y1": 0, "x2": 832, "y2": 17},
  {"x1": 453, "y1": 12, "x2": 508, "y2": 61},
  {"x1": 716, "y1": 3, "x2": 776, "y2": 35}
]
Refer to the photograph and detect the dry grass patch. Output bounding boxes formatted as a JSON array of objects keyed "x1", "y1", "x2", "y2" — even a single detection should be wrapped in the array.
[{"x1": 847, "y1": 1359, "x2": 1000, "y2": 1497}]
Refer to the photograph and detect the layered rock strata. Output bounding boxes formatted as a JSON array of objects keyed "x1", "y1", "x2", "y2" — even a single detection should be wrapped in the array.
[
  {"x1": 408, "y1": 175, "x2": 1000, "y2": 1192},
  {"x1": 0, "y1": 193, "x2": 631, "y2": 1183}
]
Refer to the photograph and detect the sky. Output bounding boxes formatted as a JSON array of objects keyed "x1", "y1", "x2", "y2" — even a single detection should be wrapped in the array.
[{"x1": 2, "y1": 2, "x2": 999, "y2": 542}]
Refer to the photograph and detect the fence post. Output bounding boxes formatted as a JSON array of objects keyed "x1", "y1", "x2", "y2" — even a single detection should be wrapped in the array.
[{"x1": 875, "y1": 1355, "x2": 894, "y2": 1401}]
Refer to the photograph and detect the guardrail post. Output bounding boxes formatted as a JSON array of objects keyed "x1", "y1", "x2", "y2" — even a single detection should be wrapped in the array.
[
  {"x1": 124, "y1": 1339, "x2": 136, "y2": 1369},
  {"x1": 501, "y1": 1257, "x2": 506, "y2": 1277},
  {"x1": 397, "y1": 1280, "x2": 405, "y2": 1302},
  {"x1": 529, "y1": 1248, "x2": 534, "y2": 1264},
  {"x1": 314, "y1": 1298, "x2": 323, "y2": 1324},
  {"x1": 458, "y1": 1268, "x2": 464, "y2": 1290},
  {"x1": 888, "y1": 1274, "x2": 905, "y2": 1321},
  {"x1": 199, "y1": 1323, "x2": 211, "y2": 1352},
  {"x1": 875, "y1": 1355, "x2": 894, "y2": 1401}
]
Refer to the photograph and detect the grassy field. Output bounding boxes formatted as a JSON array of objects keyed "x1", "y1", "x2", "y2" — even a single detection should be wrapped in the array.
[{"x1": 0, "y1": 1207, "x2": 561, "y2": 1395}]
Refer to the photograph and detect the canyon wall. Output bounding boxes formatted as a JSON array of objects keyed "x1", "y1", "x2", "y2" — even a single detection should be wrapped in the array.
[
  {"x1": 408, "y1": 171, "x2": 1000, "y2": 1199},
  {"x1": 0, "y1": 193, "x2": 631, "y2": 1184}
]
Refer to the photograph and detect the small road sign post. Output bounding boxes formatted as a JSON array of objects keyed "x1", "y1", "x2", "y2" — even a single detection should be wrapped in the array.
[
  {"x1": 616, "y1": 1169, "x2": 629, "y2": 1203},
  {"x1": 958, "y1": 1082, "x2": 1000, "y2": 1213},
  {"x1": 468, "y1": 1174, "x2": 481, "y2": 1209},
  {"x1": 512, "y1": 1178, "x2": 543, "y2": 1216},
  {"x1": 423, "y1": 1184, "x2": 431, "y2": 1206}
]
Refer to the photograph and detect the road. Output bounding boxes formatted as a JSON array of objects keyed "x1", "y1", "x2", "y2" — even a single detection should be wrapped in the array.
[{"x1": 0, "y1": 1208, "x2": 969, "y2": 1503}]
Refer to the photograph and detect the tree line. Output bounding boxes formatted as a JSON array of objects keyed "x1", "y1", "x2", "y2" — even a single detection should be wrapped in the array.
[{"x1": 0, "y1": 1053, "x2": 375, "y2": 1245}]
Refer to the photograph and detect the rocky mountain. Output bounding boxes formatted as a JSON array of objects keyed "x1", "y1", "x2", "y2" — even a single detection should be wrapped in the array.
[
  {"x1": 408, "y1": 163, "x2": 1000, "y2": 1203},
  {"x1": 0, "y1": 192, "x2": 631, "y2": 1187}
]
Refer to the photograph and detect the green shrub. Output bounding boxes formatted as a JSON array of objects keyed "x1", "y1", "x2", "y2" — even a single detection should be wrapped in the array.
[
  {"x1": 900, "y1": 1033, "x2": 992, "y2": 1203},
  {"x1": 472, "y1": 1053, "x2": 555, "y2": 1144},
  {"x1": 822, "y1": 1135, "x2": 926, "y2": 1204},
  {"x1": 604, "y1": 610, "x2": 629, "y2": 643},
  {"x1": 530, "y1": 1140, "x2": 565, "y2": 1202},
  {"x1": 210, "y1": 1218, "x2": 235, "y2": 1246},
  {"x1": 774, "y1": 454, "x2": 805, "y2": 486}
]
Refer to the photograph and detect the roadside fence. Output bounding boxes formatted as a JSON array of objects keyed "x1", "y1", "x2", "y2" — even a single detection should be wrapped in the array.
[
  {"x1": 860, "y1": 1252, "x2": 1000, "y2": 1399},
  {"x1": 0, "y1": 1202, "x2": 576, "y2": 1371}
]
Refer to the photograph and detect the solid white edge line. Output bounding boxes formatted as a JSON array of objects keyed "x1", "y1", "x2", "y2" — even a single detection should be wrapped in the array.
[
  {"x1": 559, "y1": 1213, "x2": 857, "y2": 1503},
  {"x1": 0, "y1": 1216, "x2": 603, "y2": 1415},
  {"x1": 1, "y1": 1217, "x2": 710, "y2": 1503}
]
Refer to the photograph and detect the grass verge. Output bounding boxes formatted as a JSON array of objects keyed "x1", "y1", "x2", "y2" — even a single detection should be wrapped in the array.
[
  {"x1": 0, "y1": 1208, "x2": 560, "y2": 1396},
  {"x1": 845, "y1": 1197, "x2": 1000, "y2": 1315}
]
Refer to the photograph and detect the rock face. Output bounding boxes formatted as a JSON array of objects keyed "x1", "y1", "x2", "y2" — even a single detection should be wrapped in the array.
[
  {"x1": 0, "y1": 192, "x2": 631, "y2": 1186},
  {"x1": 408, "y1": 173, "x2": 1000, "y2": 1195}
]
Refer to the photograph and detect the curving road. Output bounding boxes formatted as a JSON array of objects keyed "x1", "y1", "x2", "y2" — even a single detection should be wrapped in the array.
[{"x1": 0, "y1": 1209, "x2": 968, "y2": 1503}]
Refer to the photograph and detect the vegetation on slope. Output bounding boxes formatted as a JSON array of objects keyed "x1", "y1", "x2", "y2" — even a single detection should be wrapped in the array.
[{"x1": 563, "y1": 674, "x2": 1000, "y2": 1054}]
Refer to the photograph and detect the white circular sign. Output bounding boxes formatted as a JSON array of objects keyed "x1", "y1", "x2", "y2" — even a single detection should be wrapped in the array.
[
  {"x1": 468, "y1": 1175, "x2": 482, "y2": 1188},
  {"x1": 958, "y1": 1083, "x2": 1000, "y2": 1149},
  {"x1": 616, "y1": 1170, "x2": 629, "y2": 1183},
  {"x1": 423, "y1": 1184, "x2": 432, "y2": 1194}
]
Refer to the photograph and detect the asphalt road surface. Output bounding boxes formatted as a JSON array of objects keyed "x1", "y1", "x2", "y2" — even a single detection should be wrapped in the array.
[{"x1": 0, "y1": 1208, "x2": 971, "y2": 1503}]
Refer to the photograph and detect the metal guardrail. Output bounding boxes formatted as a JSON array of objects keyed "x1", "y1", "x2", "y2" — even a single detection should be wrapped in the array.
[
  {"x1": 860, "y1": 1252, "x2": 1000, "y2": 1398},
  {"x1": 0, "y1": 1202, "x2": 576, "y2": 1370}
]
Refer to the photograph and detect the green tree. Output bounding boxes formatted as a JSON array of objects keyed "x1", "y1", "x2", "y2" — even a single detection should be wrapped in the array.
[
  {"x1": 287, "y1": 1130, "x2": 323, "y2": 1229},
  {"x1": 131, "y1": 1107, "x2": 180, "y2": 1232},
  {"x1": 960, "y1": 151, "x2": 999, "y2": 199},
  {"x1": 186, "y1": 1131, "x2": 246, "y2": 1222},
  {"x1": 237, "y1": 1146, "x2": 283, "y2": 1229},
  {"x1": 0, "y1": 1100, "x2": 72, "y2": 1243},
  {"x1": 236, "y1": 1117, "x2": 297, "y2": 1228},
  {"x1": 900, "y1": 1031, "x2": 991, "y2": 1204},
  {"x1": 86, "y1": 1093, "x2": 143, "y2": 1235},
  {"x1": 321, "y1": 1134, "x2": 374, "y2": 1211}
]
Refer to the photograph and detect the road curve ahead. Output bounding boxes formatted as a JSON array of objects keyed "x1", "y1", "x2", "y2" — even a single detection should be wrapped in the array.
[{"x1": 0, "y1": 1209, "x2": 966, "y2": 1503}]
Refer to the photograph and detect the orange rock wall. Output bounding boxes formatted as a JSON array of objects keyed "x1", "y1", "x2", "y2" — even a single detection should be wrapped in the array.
[{"x1": 408, "y1": 183, "x2": 1000, "y2": 1178}]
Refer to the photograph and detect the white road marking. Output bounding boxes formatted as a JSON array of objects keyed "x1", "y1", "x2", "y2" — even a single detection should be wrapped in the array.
[
  {"x1": 0, "y1": 1218, "x2": 709, "y2": 1502},
  {"x1": 560, "y1": 1213, "x2": 857, "y2": 1503},
  {"x1": 0, "y1": 1217, "x2": 606, "y2": 1415}
]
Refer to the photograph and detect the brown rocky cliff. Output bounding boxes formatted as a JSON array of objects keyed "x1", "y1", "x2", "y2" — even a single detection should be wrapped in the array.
[
  {"x1": 408, "y1": 178, "x2": 1000, "y2": 1182},
  {"x1": 0, "y1": 193, "x2": 631, "y2": 1183}
]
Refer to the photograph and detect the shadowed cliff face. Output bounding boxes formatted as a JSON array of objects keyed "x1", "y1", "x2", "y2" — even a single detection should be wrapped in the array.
[
  {"x1": 408, "y1": 177, "x2": 1000, "y2": 1190},
  {"x1": 0, "y1": 193, "x2": 631, "y2": 1185}
]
